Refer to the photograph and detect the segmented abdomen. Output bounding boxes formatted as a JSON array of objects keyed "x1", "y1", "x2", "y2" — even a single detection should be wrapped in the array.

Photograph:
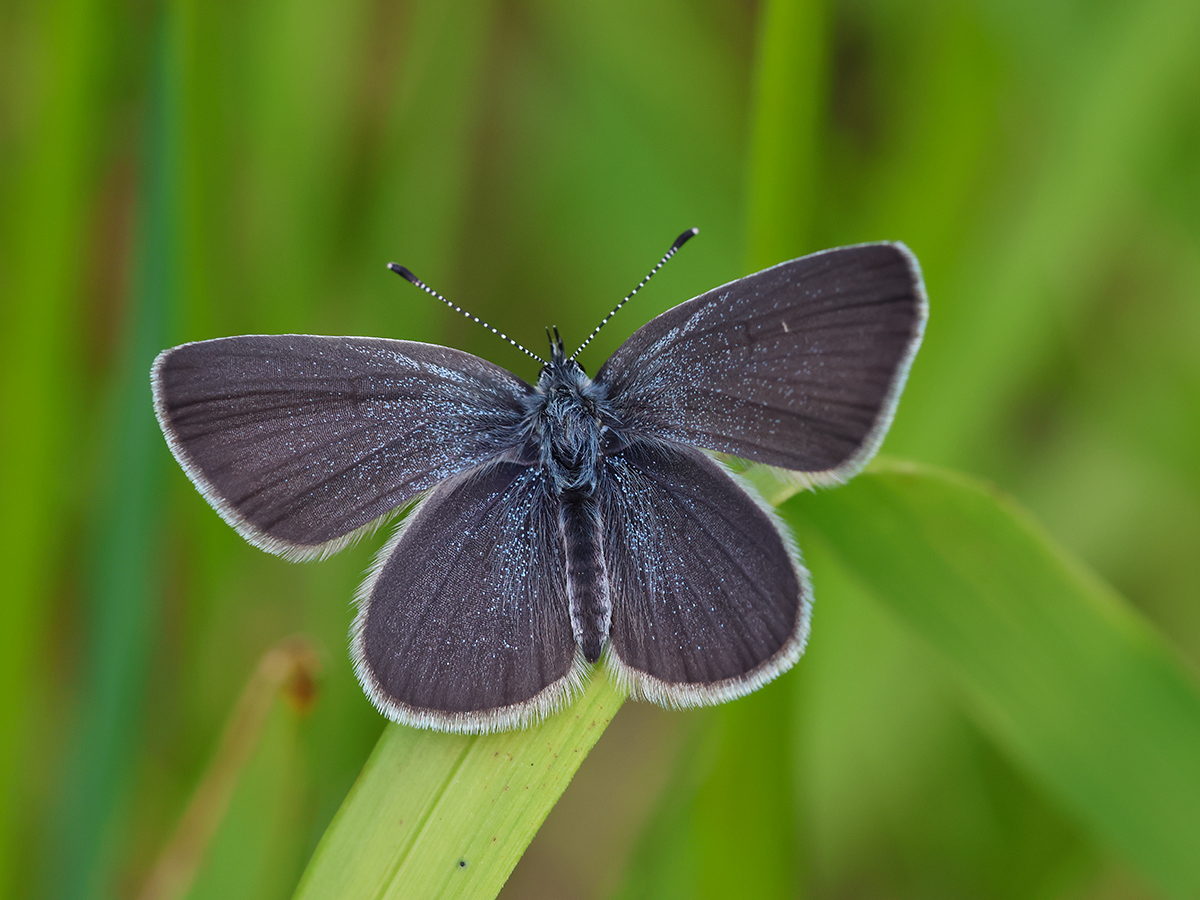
[{"x1": 559, "y1": 496, "x2": 610, "y2": 662}]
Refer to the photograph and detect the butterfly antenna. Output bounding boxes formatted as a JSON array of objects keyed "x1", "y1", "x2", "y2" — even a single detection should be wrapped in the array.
[
  {"x1": 570, "y1": 227, "x2": 699, "y2": 360},
  {"x1": 388, "y1": 263, "x2": 546, "y2": 364}
]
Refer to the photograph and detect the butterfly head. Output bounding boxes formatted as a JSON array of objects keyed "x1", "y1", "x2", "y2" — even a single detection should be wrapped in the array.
[{"x1": 538, "y1": 326, "x2": 588, "y2": 389}]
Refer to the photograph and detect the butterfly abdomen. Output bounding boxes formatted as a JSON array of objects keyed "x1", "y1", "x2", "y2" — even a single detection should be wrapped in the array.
[{"x1": 559, "y1": 496, "x2": 610, "y2": 663}]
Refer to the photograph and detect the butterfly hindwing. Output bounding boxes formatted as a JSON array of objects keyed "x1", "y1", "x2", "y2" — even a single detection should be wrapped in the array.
[
  {"x1": 596, "y1": 243, "x2": 927, "y2": 482},
  {"x1": 352, "y1": 460, "x2": 582, "y2": 732},
  {"x1": 598, "y1": 439, "x2": 810, "y2": 705},
  {"x1": 152, "y1": 335, "x2": 529, "y2": 558}
]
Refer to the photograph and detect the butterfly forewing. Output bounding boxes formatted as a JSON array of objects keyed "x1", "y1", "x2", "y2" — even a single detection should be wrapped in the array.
[
  {"x1": 152, "y1": 335, "x2": 529, "y2": 558},
  {"x1": 599, "y1": 440, "x2": 810, "y2": 705},
  {"x1": 353, "y1": 461, "x2": 581, "y2": 732},
  {"x1": 596, "y1": 243, "x2": 926, "y2": 482}
]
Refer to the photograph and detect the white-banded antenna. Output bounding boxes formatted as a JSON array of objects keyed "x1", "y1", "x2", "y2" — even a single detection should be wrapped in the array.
[
  {"x1": 570, "y1": 227, "x2": 699, "y2": 360},
  {"x1": 388, "y1": 263, "x2": 546, "y2": 365}
]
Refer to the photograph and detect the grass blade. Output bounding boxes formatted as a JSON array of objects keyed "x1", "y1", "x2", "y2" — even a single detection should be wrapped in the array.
[
  {"x1": 292, "y1": 677, "x2": 624, "y2": 900},
  {"x1": 785, "y1": 461, "x2": 1200, "y2": 899}
]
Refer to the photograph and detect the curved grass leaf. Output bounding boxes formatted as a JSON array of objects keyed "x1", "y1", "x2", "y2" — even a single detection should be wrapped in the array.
[
  {"x1": 291, "y1": 677, "x2": 624, "y2": 900},
  {"x1": 784, "y1": 461, "x2": 1200, "y2": 900}
]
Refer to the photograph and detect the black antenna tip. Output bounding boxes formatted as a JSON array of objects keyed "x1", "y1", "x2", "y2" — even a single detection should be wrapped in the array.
[
  {"x1": 672, "y1": 227, "x2": 699, "y2": 251},
  {"x1": 387, "y1": 262, "x2": 421, "y2": 285}
]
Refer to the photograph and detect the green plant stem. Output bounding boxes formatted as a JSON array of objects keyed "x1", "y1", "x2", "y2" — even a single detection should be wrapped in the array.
[{"x1": 292, "y1": 677, "x2": 624, "y2": 900}]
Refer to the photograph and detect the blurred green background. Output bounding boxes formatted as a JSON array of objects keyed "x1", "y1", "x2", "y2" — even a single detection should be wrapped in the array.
[{"x1": 2, "y1": 0, "x2": 1199, "y2": 898}]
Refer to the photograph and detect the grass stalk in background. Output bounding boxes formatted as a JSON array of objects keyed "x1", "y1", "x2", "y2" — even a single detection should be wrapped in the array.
[
  {"x1": 137, "y1": 637, "x2": 320, "y2": 900},
  {"x1": 742, "y1": 0, "x2": 828, "y2": 270},
  {"x1": 47, "y1": 5, "x2": 182, "y2": 898},
  {"x1": 0, "y1": 0, "x2": 111, "y2": 892}
]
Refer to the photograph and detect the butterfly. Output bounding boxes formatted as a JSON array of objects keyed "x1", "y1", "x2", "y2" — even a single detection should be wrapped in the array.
[{"x1": 151, "y1": 231, "x2": 927, "y2": 732}]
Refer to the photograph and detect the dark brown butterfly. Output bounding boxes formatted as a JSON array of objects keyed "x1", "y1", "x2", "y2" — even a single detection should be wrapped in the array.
[{"x1": 152, "y1": 233, "x2": 927, "y2": 732}]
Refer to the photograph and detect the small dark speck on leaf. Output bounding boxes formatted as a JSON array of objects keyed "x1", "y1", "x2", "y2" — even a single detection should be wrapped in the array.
[{"x1": 459, "y1": 860, "x2": 467, "y2": 869}]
